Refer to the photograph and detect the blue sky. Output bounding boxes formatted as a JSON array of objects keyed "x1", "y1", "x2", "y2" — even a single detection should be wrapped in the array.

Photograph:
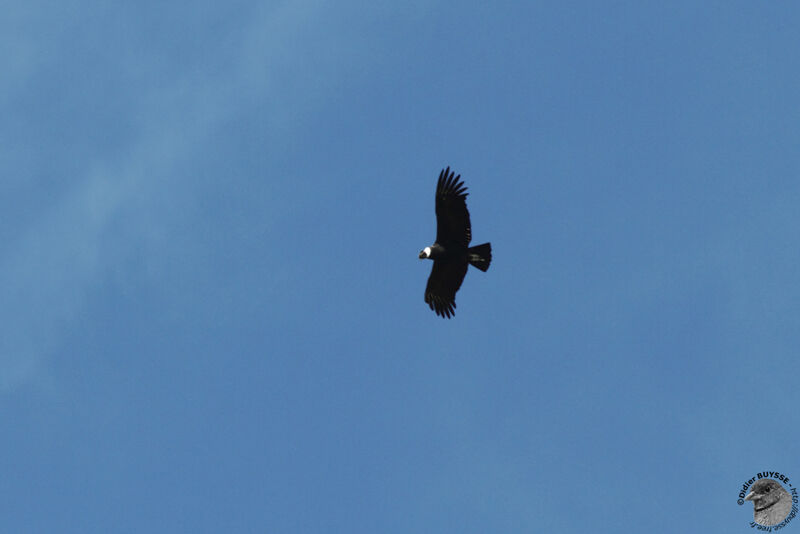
[{"x1": 2, "y1": 1, "x2": 800, "y2": 532}]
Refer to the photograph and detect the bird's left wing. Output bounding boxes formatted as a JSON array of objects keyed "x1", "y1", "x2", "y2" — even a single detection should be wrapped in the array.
[{"x1": 435, "y1": 167, "x2": 471, "y2": 246}]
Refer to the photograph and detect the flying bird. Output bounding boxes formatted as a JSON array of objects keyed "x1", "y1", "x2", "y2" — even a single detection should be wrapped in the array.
[
  {"x1": 419, "y1": 167, "x2": 492, "y2": 318},
  {"x1": 745, "y1": 479, "x2": 793, "y2": 526}
]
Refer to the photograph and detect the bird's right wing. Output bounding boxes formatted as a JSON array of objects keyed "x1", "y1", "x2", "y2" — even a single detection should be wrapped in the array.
[{"x1": 424, "y1": 259, "x2": 468, "y2": 318}]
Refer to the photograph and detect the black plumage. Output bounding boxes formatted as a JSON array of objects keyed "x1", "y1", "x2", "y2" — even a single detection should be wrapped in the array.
[{"x1": 419, "y1": 167, "x2": 492, "y2": 318}]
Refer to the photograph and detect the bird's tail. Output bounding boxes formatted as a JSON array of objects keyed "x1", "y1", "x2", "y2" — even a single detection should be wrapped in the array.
[{"x1": 468, "y1": 243, "x2": 492, "y2": 272}]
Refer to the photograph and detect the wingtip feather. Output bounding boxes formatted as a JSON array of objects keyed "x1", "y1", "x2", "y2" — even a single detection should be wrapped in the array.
[{"x1": 436, "y1": 166, "x2": 469, "y2": 200}]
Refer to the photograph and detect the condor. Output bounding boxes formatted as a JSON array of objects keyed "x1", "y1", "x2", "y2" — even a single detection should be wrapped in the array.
[{"x1": 419, "y1": 167, "x2": 492, "y2": 318}]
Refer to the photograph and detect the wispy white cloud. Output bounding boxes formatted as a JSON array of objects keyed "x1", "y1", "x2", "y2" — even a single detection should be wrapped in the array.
[
  {"x1": 0, "y1": 2, "x2": 333, "y2": 391},
  {"x1": 1, "y1": 171, "x2": 111, "y2": 391}
]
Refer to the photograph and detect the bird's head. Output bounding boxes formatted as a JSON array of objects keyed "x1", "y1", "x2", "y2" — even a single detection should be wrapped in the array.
[
  {"x1": 419, "y1": 247, "x2": 432, "y2": 259},
  {"x1": 745, "y1": 479, "x2": 787, "y2": 511}
]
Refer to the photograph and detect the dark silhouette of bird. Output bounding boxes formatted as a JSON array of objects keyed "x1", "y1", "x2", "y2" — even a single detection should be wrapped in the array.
[
  {"x1": 745, "y1": 479, "x2": 793, "y2": 526},
  {"x1": 419, "y1": 167, "x2": 491, "y2": 318}
]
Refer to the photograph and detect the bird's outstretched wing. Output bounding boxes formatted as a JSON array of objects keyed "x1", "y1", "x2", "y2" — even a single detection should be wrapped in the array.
[
  {"x1": 435, "y1": 167, "x2": 471, "y2": 247},
  {"x1": 424, "y1": 259, "x2": 469, "y2": 318}
]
